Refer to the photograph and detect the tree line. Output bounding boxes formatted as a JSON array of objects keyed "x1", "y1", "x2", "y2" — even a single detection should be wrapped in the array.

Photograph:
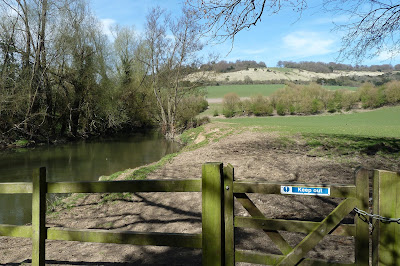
[
  {"x1": 0, "y1": 0, "x2": 207, "y2": 145},
  {"x1": 197, "y1": 59, "x2": 400, "y2": 75},
  {"x1": 277, "y1": 61, "x2": 400, "y2": 73}
]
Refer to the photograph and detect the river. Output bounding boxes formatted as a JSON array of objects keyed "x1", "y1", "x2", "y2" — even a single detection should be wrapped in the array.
[{"x1": 0, "y1": 131, "x2": 180, "y2": 225}]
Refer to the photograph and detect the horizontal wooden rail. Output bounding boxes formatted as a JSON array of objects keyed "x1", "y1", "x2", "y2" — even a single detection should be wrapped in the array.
[
  {"x1": 47, "y1": 179, "x2": 202, "y2": 193},
  {"x1": 0, "y1": 225, "x2": 202, "y2": 249},
  {"x1": 234, "y1": 216, "x2": 355, "y2": 236},
  {"x1": 0, "y1": 182, "x2": 32, "y2": 194},
  {"x1": 0, "y1": 179, "x2": 202, "y2": 194},
  {"x1": 233, "y1": 180, "x2": 356, "y2": 198},
  {"x1": 47, "y1": 228, "x2": 202, "y2": 248},
  {"x1": 235, "y1": 249, "x2": 354, "y2": 265},
  {"x1": 0, "y1": 224, "x2": 32, "y2": 238}
]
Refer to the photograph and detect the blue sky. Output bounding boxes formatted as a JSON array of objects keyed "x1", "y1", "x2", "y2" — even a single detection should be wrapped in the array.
[{"x1": 91, "y1": 0, "x2": 400, "y2": 67}]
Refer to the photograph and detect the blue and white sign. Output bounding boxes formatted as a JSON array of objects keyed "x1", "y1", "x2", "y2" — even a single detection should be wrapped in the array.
[{"x1": 280, "y1": 186, "x2": 330, "y2": 196}]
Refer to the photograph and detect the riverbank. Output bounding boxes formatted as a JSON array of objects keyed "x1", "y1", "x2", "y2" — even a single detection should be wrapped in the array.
[
  {"x1": 1, "y1": 122, "x2": 399, "y2": 264},
  {"x1": 0, "y1": 127, "x2": 164, "y2": 152}
]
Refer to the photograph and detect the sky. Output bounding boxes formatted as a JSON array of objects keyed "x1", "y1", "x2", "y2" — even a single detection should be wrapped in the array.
[{"x1": 91, "y1": 0, "x2": 400, "y2": 67}]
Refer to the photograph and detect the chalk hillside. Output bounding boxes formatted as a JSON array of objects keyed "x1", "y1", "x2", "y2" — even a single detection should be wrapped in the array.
[{"x1": 187, "y1": 67, "x2": 388, "y2": 83}]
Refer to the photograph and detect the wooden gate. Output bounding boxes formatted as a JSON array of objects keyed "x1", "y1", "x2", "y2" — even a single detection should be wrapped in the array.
[{"x1": 203, "y1": 163, "x2": 370, "y2": 265}]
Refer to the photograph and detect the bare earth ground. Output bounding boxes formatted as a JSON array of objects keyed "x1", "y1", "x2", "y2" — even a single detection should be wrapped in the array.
[{"x1": 1, "y1": 124, "x2": 399, "y2": 265}]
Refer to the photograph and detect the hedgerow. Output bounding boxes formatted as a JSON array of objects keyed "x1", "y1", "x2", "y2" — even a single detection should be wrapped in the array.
[{"x1": 221, "y1": 81, "x2": 400, "y2": 118}]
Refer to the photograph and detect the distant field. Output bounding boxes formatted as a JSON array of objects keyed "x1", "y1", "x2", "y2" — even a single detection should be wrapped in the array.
[
  {"x1": 206, "y1": 84, "x2": 285, "y2": 98},
  {"x1": 213, "y1": 106, "x2": 400, "y2": 139},
  {"x1": 206, "y1": 84, "x2": 358, "y2": 99}
]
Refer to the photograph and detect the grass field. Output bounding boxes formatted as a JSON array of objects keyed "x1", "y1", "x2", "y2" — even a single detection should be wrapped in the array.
[
  {"x1": 213, "y1": 106, "x2": 400, "y2": 139},
  {"x1": 201, "y1": 103, "x2": 220, "y2": 117},
  {"x1": 206, "y1": 84, "x2": 358, "y2": 99}
]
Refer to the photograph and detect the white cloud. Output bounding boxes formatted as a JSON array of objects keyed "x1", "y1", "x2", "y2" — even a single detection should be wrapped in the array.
[
  {"x1": 313, "y1": 15, "x2": 351, "y2": 25},
  {"x1": 375, "y1": 48, "x2": 400, "y2": 62},
  {"x1": 241, "y1": 48, "x2": 269, "y2": 55},
  {"x1": 282, "y1": 31, "x2": 335, "y2": 58},
  {"x1": 376, "y1": 51, "x2": 392, "y2": 61},
  {"x1": 100, "y1": 18, "x2": 116, "y2": 40}
]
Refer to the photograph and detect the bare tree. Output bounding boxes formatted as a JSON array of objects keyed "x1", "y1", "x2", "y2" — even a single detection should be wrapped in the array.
[
  {"x1": 187, "y1": 0, "x2": 400, "y2": 62},
  {"x1": 323, "y1": 1, "x2": 400, "y2": 62},
  {"x1": 186, "y1": 0, "x2": 307, "y2": 42},
  {"x1": 0, "y1": 0, "x2": 51, "y2": 137},
  {"x1": 144, "y1": 6, "x2": 204, "y2": 138}
]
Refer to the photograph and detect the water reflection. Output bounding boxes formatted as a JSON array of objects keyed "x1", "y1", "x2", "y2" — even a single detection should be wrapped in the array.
[{"x1": 0, "y1": 131, "x2": 180, "y2": 225}]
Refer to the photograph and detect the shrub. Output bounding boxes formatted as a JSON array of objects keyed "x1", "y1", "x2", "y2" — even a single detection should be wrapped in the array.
[
  {"x1": 244, "y1": 75, "x2": 253, "y2": 84},
  {"x1": 311, "y1": 99, "x2": 324, "y2": 114},
  {"x1": 213, "y1": 109, "x2": 219, "y2": 116},
  {"x1": 241, "y1": 99, "x2": 251, "y2": 115},
  {"x1": 176, "y1": 96, "x2": 208, "y2": 130},
  {"x1": 326, "y1": 90, "x2": 345, "y2": 113},
  {"x1": 271, "y1": 84, "x2": 296, "y2": 115},
  {"x1": 276, "y1": 102, "x2": 287, "y2": 116},
  {"x1": 222, "y1": 92, "x2": 240, "y2": 117},
  {"x1": 197, "y1": 98, "x2": 209, "y2": 113},
  {"x1": 288, "y1": 104, "x2": 296, "y2": 114},
  {"x1": 271, "y1": 82, "x2": 328, "y2": 114},
  {"x1": 341, "y1": 91, "x2": 359, "y2": 111},
  {"x1": 358, "y1": 83, "x2": 386, "y2": 108},
  {"x1": 248, "y1": 94, "x2": 274, "y2": 116},
  {"x1": 384, "y1": 80, "x2": 400, "y2": 104}
]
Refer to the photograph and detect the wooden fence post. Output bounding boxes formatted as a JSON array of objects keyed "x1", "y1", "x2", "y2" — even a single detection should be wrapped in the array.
[
  {"x1": 202, "y1": 163, "x2": 224, "y2": 266},
  {"x1": 32, "y1": 167, "x2": 46, "y2": 266},
  {"x1": 372, "y1": 170, "x2": 400, "y2": 266},
  {"x1": 223, "y1": 164, "x2": 234, "y2": 266},
  {"x1": 355, "y1": 168, "x2": 369, "y2": 266}
]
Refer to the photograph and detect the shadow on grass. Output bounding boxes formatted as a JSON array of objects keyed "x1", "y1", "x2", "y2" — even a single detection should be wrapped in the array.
[{"x1": 304, "y1": 133, "x2": 400, "y2": 156}]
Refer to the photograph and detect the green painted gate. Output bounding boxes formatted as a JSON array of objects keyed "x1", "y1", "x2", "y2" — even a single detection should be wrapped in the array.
[{"x1": 202, "y1": 163, "x2": 400, "y2": 266}]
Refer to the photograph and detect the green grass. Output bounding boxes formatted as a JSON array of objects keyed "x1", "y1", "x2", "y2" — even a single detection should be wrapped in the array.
[
  {"x1": 206, "y1": 84, "x2": 285, "y2": 98},
  {"x1": 199, "y1": 103, "x2": 221, "y2": 117},
  {"x1": 99, "y1": 170, "x2": 125, "y2": 181},
  {"x1": 126, "y1": 153, "x2": 179, "y2": 180},
  {"x1": 304, "y1": 133, "x2": 400, "y2": 157},
  {"x1": 214, "y1": 106, "x2": 400, "y2": 139}
]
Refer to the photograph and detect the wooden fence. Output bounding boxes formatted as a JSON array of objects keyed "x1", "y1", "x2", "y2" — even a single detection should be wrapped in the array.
[
  {"x1": 0, "y1": 163, "x2": 399, "y2": 265},
  {"x1": 0, "y1": 167, "x2": 203, "y2": 266}
]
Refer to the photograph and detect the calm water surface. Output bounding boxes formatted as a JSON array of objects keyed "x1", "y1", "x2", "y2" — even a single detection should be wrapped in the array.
[{"x1": 0, "y1": 131, "x2": 180, "y2": 225}]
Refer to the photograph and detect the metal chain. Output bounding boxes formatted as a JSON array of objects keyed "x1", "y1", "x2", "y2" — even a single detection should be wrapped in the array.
[{"x1": 354, "y1": 207, "x2": 400, "y2": 224}]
